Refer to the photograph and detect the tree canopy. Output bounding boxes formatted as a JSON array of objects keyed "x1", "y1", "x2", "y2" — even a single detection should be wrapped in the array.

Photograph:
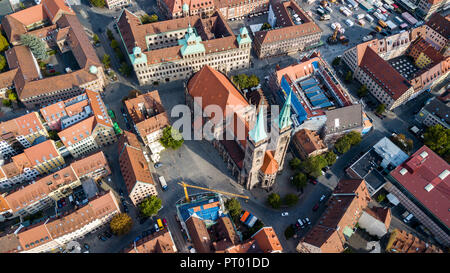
[
  {"x1": 335, "y1": 131, "x2": 362, "y2": 154},
  {"x1": 107, "y1": 29, "x2": 114, "y2": 40},
  {"x1": 138, "y1": 196, "x2": 162, "y2": 217},
  {"x1": 232, "y1": 73, "x2": 260, "y2": 90},
  {"x1": 260, "y1": 22, "x2": 272, "y2": 31},
  {"x1": 376, "y1": 104, "x2": 386, "y2": 114},
  {"x1": 390, "y1": 133, "x2": 413, "y2": 153},
  {"x1": 289, "y1": 157, "x2": 301, "y2": 170},
  {"x1": 102, "y1": 54, "x2": 111, "y2": 69},
  {"x1": 160, "y1": 126, "x2": 184, "y2": 149},
  {"x1": 423, "y1": 124, "x2": 450, "y2": 162},
  {"x1": 141, "y1": 14, "x2": 159, "y2": 24},
  {"x1": 357, "y1": 85, "x2": 368, "y2": 98},
  {"x1": 119, "y1": 62, "x2": 132, "y2": 77},
  {"x1": 0, "y1": 55, "x2": 6, "y2": 71},
  {"x1": 110, "y1": 213, "x2": 133, "y2": 235},
  {"x1": 225, "y1": 198, "x2": 241, "y2": 218},
  {"x1": 300, "y1": 155, "x2": 328, "y2": 178},
  {"x1": 292, "y1": 172, "x2": 307, "y2": 190},
  {"x1": 344, "y1": 71, "x2": 352, "y2": 82},
  {"x1": 90, "y1": 0, "x2": 106, "y2": 8},
  {"x1": 267, "y1": 193, "x2": 281, "y2": 209},
  {"x1": 0, "y1": 34, "x2": 9, "y2": 52},
  {"x1": 324, "y1": 151, "x2": 337, "y2": 166},
  {"x1": 20, "y1": 34, "x2": 48, "y2": 60},
  {"x1": 284, "y1": 193, "x2": 299, "y2": 206}
]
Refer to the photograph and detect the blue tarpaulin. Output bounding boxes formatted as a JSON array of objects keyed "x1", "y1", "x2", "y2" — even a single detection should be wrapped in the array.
[{"x1": 280, "y1": 76, "x2": 308, "y2": 124}]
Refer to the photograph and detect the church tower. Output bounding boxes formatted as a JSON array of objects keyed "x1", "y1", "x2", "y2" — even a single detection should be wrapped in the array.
[
  {"x1": 272, "y1": 90, "x2": 293, "y2": 172},
  {"x1": 240, "y1": 105, "x2": 269, "y2": 190}
]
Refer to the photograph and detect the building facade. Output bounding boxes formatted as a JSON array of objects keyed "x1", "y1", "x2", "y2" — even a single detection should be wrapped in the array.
[
  {"x1": 415, "y1": 97, "x2": 450, "y2": 128},
  {"x1": 0, "y1": 151, "x2": 110, "y2": 222},
  {"x1": 105, "y1": 0, "x2": 130, "y2": 10},
  {"x1": 186, "y1": 65, "x2": 292, "y2": 190},
  {"x1": 0, "y1": 191, "x2": 120, "y2": 253},
  {"x1": 118, "y1": 131, "x2": 157, "y2": 206},
  {"x1": 296, "y1": 179, "x2": 371, "y2": 253},
  {"x1": 215, "y1": 0, "x2": 270, "y2": 20},
  {"x1": 253, "y1": 1, "x2": 322, "y2": 59},
  {"x1": 117, "y1": 9, "x2": 251, "y2": 86},
  {"x1": 124, "y1": 91, "x2": 169, "y2": 156},
  {"x1": 385, "y1": 146, "x2": 450, "y2": 247},
  {"x1": 0, "y1": 0, "x2": 106, "y2": 109},
  {"x1": 0, "y1": 112, "x2": 48, "y2": 158}
]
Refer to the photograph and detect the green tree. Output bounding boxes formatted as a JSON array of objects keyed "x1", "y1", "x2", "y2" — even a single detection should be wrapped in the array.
[
  {"x1": 0, "y1": 34, "x2": 9, "y2": 52},
  {"x1": 90, "y1": 0, "x2": 106, "y2": 8},
  {"x1": 292, "y1": 172, "x2": 307, "y2": 190},
  {"x1": 102, "y1": 54, "x2": 111, "y2": 69},
  {"x1": 376, "y1": 104, "x2": 386, "y2": 114},
  {"x1": 141, "y1": 14, "x2": 159, "y2": 24},
  {"x1": 233, "y1": 74, "x2": 249, "y2": 89},
  {"x1": 344, "y1": 71, "x2": 352, "y2": 82},
  {"x1": 115, "y1": 48, "x2": 125, "y2": 62},
  {"x1": 107, "y1": 29, "x2": 114, "y2": 40},
  {"x1": 159, "y1": 126, "x2": 184, "y2": 149},
  {"x1": 247, "y1": 74, "x2": 260, "y2": 88},
  {"x1": 267, "y1": 193, "x2": 281, "y2": 209},
  {"x1": 284, "y1": 193, "x2": 299, "y2": 206},
  {"x1": 335, "y1": 135, "x2": 351, "y2": 154},
  {"x1": 225, "y1": 198, "x2": 241, "y2": 219},
  {"x1": 423, "y1": 124, "x2": 450, "y2": 159},
  {"x1": 2, "y1": 99, "x2": 11, "y2": 107},
  {"x1": 48, "y1": 130, "x2": 60, "y2": 141},
  {"x1": 110, "y1": 213, "x2": 133, "y2": 235},
  {"x1": 357, "y1": 84, "x2": 368, "y2": 98},
  {"x1": 19, "y1": 3, "x2": 25, "y2": 10},
  {"x1": 138, "y1": 196, "x2": 162, "y2": 217},
  {"x1": 346, "y1": 131, "x2": 362, "y2": 146},
  {"x1": 6, "y1": 90, "x2": 17, "y2": 102},
  {"x1": 332, "y1": 57, "x2": 341, "y2": 66},
  {"x1": 0, "y1": 55, "x2": 6, "y2": 71},
  {"x1": 93, "y1": 34, "x2": 100, "y2": 44},
  {"x1": 20, "y1": 34, "x2": 48, "y2": 60},
  {"x1": 377, "y1": 193, "x2": 386, "y2": 203},
  {"x1": 110, "y1": 39, "x2": 119, "y2": 49},
  {"x1": 300, "y1": 155, "x2": 328, "y2": 178},
  {"x1": 289, "y1": 157, "x2": 301, "y2": 170},
  {"x1": 284, "y1": 225, "x2": 295, "y2": 240},
  {"x1": 119, "y1": 62, "x2": 132, "y2": 76},
  {"x1": 260, "y1": 22, "x2": 272, "y2": 31},
  {"x1": 324, "y1": 151, "x2": 337, "y2": 166}
]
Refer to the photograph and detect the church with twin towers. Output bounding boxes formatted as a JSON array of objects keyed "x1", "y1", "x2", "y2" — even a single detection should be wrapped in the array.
[{"x1": 185, "y1": 65, "x2": 293, "y2": 190}]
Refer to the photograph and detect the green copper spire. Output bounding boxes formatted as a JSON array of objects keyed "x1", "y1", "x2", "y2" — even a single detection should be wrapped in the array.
[
  {"x1": 279, "y1": 90, "x2": 292, "y2": 130},
  {"x1": 249, "y1": 104, "x2": 268, "y2": 143}
]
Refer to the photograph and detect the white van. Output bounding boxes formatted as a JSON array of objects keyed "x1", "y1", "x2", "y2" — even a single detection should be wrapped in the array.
[{"x1": 297, "y1": 218, "x2": 305, "y2": 228}]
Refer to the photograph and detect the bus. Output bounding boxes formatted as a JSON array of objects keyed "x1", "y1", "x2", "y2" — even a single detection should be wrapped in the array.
[
  {"x1": 157, "y1": 218, "x2": 164, "y2": 230},
  {"x1": 158, "y1": 176, "x2": 168, "y2": 191}
]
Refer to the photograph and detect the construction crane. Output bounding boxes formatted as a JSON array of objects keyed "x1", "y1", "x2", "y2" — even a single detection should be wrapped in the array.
[{"x1": 178, "y1": 181, "x2": 249, "y2": 203}]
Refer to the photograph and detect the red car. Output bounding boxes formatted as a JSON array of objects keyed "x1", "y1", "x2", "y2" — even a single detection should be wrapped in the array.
[
  {"x1": 310, "y1": 179, "x2": 318, "y2": 185},
  {"x1": 312, "y1": 203, "x2": 319, "y2": 211},
  {"x1": 162, "y1": 218, "x2": 168, "y2": 227}
]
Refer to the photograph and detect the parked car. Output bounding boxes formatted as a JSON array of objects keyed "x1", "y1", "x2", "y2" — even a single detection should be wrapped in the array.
[
  {"x1": 154, "y1": 162, "x2": 163, "y2": 169},
  {"x1": 281, "y1": 212, "x2": 289, "y2": 216},
  {"x1": 297, "y1": 218, "x2": 305, "y2": 229},
  {"x1": 312, "y1": 203, "x2": 320, "y2": 211},
  {"x1": 154, "y1": 223, "x2": 159, "y2": 232},
  {"x1": 84, "y1": 244, "x2": 90, "y2": 250},
  {"x1": 124, "y1": 206, "x2": 129, "y2": 213},
  {"x1": 309, "y1": 179, "x2": 318, "y2": 185},
  {"x1": 304, "y1": 217, "x2": 311, "y2": 225},
  {"x1": 98, "y1": 235, "x2": 107, "y2": 241},
  {"x1": 319, "y1": 194, "x2": 326, "y2": 202},
  {"x1": 134, "y1": 235, "x2": 141, "y2": 242},
  {"x1": 119, "y1": 189, "x2": 124, "y2": 197},
  {"x1": 162, "y1": 218, "x2": 168, "y2": 227}
]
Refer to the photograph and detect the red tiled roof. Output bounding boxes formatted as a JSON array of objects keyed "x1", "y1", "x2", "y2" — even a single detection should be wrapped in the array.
[
  {"x1": 426, "y1": 13, "x2": 450, "y2": 39},
  {"x1": 252, "y1": 227, "x2": 283, "y2": 253},
  {"x1": 359, "y1": 47, "x2": 411, "y2": 100},
  {"x1": 391, "y1": 146, "x2": 450, "y2": 228},
  {"x1": 260, "y1": 151, "x2": 278, "y2": 175}
]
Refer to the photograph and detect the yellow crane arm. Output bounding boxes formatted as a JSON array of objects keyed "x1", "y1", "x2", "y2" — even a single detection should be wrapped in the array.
[{"x1": 178, "y1": 182, "x2": 249, "y2": 202}]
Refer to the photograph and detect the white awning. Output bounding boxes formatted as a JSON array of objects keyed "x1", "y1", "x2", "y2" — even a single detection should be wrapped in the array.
[{"x1": 387, "y1": 193, "x2": 400, "y2": 206}]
